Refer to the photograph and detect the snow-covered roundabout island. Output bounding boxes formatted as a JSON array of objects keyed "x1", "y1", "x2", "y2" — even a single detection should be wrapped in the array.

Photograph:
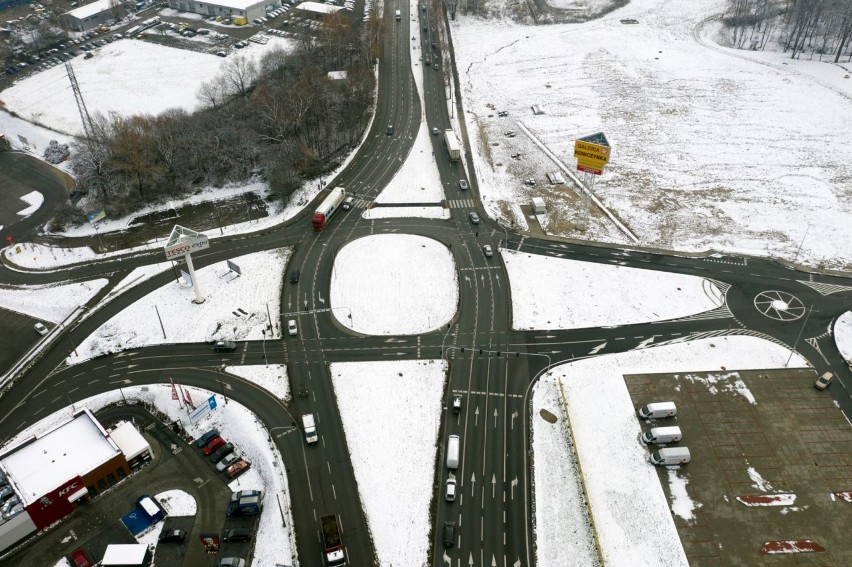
[
  {"x1": 330, "y1": 234, "x2": 458, "y2": 335},
  {"x1": 835, "y1": 311, "x2": 852, "y2": 366}
]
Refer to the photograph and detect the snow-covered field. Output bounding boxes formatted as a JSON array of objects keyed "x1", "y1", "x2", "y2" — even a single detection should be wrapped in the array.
[
  {"x1": 533, "y1": 335, "x2": 808, "y2": 566},
  {"x1": 1, "y1": 37, "x2": 292, "y2": 135},
  {"x1": 451, "y1": 0, "x2": 852, "y2": 269},
  {"x1": 375, "y1": 122, "x2": 446, "y2": 204},
  {"x1": 68, "y1": 248, "x2": 289, "y2": 363},
  {"x1": 502, "y1": 249, "x2": 723, "y2": 329},
  {"x1": 330, "y1": 360, "x2": 445, "y2": 566},
  {"x1": 330, "y1": 234, "x2": 458, "y2": 334}
]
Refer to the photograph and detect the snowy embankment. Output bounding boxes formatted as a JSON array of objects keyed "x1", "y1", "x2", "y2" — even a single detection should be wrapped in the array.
[
  {"x1": 3, "y1": 383, "x2": 296, "y2": 567},
  {"x1": 68, "y1": 249, "x2": 289, "y2": 363},
  {"x1": 501, "y1": 249, "x2": 723, "y2": 330},
  {"x1": 330, "y1": 360, "x2": 445, "y2": 566},
  {"x1": 533, "y1": 335, "x2": 808, "y2": 567},
  {"x1": 834, "y1": 311, "x2": 852, "y2": 366},
  {"x1": 330, "y1": 234, "x2": 458, "y2": 334},
  {"x1": 0, "y1": 279, "x2": 108, "y2": 324}
]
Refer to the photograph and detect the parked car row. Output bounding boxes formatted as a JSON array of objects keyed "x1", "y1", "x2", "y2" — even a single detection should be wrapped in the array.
[
  {"x1": 0, "y1": 471, "x2": 23, "y2": 522},
  {"x1": 195, "y1": 428, "x2": 251, "y2": 479},
  {"x1": 637, "y1": 401, "x2": 691, "y2": 466}
]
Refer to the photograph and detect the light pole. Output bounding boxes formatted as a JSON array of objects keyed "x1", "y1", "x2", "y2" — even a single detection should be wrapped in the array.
[
  {"x1": 262, "y1": 329, "x2": 268, "y2": 366},
  {"x1": 441, "y1": 323, "x2": 455, "y2": 359},
  {"x1": 786, "y1": 304, "x2": 813, "y2": 367},
  {"x1": 792, "y1": 223, "x2": 810, "y2": 264}
]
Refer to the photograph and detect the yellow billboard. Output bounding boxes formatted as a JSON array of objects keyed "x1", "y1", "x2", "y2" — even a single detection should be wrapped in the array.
[{"x1": 573, "y1": 140, "x2": 610, "y2": 166}]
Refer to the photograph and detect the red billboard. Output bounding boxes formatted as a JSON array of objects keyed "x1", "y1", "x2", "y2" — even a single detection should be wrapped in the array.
[
  {"x1": 25, "y1": 476, "x2": 83, "y2": 529},
  {"x1": 577, "y1": 163, "x2": 602, "y2": 175}
]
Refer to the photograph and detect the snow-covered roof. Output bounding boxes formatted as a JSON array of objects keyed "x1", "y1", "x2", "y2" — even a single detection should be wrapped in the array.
[
  {"x1": 0, "y1": 409, "x2": 120, "y2": 505},
  {"x1": 109, "y1": 421, "x2": 150, "y2": 460},
  {"x1": 101, "y1": 544, "x2": 148, "y2": 565},
  {"x1": 65, "y1": 0, "x2": 114, "y2": 20},
  {"x1": 296, "y1": 2, "x2": 343, "y2": 15},
  {"x1": 199, "y1": 0, "x2": 265, "y2": 10}
]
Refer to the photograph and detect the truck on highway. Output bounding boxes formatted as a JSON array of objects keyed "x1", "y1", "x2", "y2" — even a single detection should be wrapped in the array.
[
  {"x1": 444, "y1": 129, "x2": 461, "y2": 161},
  {"x1": 320, "y1": 514, "x2": 346, "y2": 566},
  {"x1": 302, "y1": 413, "x2": 318, "y2": 444},
  {"x1": 312, "y1": 186, "x2": 346, "y2": 231}
]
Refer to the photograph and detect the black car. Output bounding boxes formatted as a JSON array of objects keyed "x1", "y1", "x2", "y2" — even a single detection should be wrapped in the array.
[
  {"x1": 195, "y1": 428, "x2": 219, "y2": 448},
  {"x1": 210, "y1": 443, "x2": 234, "y2": 463},
  {"x1": 158, "y1": 529, "x2": 186, "y2": 543},
  {"x1": 213, "y1": 340, "x2": 237, "y2": 352},
  {"x1": 223, "y1": 528, "x2": 252, "y2": 543},
  {"x1": 289, "y1": 270, "x2": 300, "y2": 284}
]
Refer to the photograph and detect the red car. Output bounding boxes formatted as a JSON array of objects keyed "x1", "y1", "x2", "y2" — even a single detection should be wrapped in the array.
[
  {"x1": 202, "y1": 436, "x2": 226, "y2": 455},
  {"x1": 70, "y1": 549, "x2": 91, "y2": 567},
  {"x1": 226, "y1": 459, "x2": 251, "y2": 479}
]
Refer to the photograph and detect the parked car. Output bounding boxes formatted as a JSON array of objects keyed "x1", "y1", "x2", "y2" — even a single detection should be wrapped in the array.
[
  {"x1": 226, "y1": 460, "x2": 250, "y2": 479},
  {"x1": 195, "y1": 428, "x2": 219, "y2": 447},
  {"x1": 216, "y1": 51, "x2": 227, "y2": 57},
  {"x1": 69, "y1": 549, "x2": 91, "y2": 567},
  {"x1": 158, "y1": 529, "x2": 186, "y2": 543},
  {"x1": 222, "y1": 528, "x2": 252, "y2": 543},
  {"x1": 216, "y1": 452, "x2": 240, "y2": 471},
  {"x1": 218, "y1": 558, "x2": 245, "y2": 567},
  {"x1": 202, "y1": 436, "x2": 226, "y2": 455},
  {"x1": 34, "y1": 322, "x2": 48, "y2": 336},
  {"x1": 230, "y1": 490, "x2": 261, "y2": 502},
  {"x1": 210, "y1": 443, "x2": 234, "y2": 463}
]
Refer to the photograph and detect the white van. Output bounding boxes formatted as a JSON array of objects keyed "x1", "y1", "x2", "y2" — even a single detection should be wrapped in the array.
[
  {"x1": 641, "y1": 426, "x2": 682, "y2": 445},
  {"x1": 649, "y1": 447, "x2": 690, "y2": 466},
  {"x1": 637, "y1": 401, "x2": 677, "y2": 419},
  {"x1": 446, "y1": 435, "x2": 459, "y2": 469},
  {"x1": 395, "y1": 9, "x2": 401, "y2": 20}
]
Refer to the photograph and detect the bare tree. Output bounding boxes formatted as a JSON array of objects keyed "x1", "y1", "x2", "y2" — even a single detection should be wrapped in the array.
[
  {"x1": 221, "y1": 55, "x2": 257, "y2": 98},
  {"x1": 197, "y1": 77, "x2": 227, "y2": 108}
]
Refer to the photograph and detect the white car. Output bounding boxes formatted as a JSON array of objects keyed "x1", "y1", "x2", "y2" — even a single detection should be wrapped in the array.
[
  {"x1": 34, "y1": 322, "x2": 49, "y2": 336},
  {"x1": 445, "y1": 478, "x2": 456, "y2": 502},
  {"x1": 287, "y1": 319, "x2": 298, "y2": 336},
  {"x1": 216, "y1": 452, "x2": 240, "y2": 472}
]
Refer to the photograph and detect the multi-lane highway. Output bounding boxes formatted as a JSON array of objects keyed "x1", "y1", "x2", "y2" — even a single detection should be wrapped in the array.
[{"x1": 2, "y1": 1, "x2": 852, "y2": 566}]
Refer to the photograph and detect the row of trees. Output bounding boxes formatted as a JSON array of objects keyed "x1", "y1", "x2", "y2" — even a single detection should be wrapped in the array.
[
  {"x1": 65, "y1": 13, "x2": 380, "y2": 221},
  {"x1": 724, "y1": 0, "x2": 852, "y2": 61}
]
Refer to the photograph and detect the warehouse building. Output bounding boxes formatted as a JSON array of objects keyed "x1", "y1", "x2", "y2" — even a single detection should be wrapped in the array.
[
  {"x1": 0, "y1": 409, "x2": 151, "y2": 553},
  {"x1": 295, "y1": 1, "x2": 343, "y2": 18},
  {"x1": 167, "y1": 0, "x2": 270, "y2": 22},
  {"x1": 63, "y1": 0, "x2": 126, "y2": 32}
]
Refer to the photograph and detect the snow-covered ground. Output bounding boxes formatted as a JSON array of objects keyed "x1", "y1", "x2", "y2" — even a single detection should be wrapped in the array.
[
  {"x1": 375, "y1": 122, "x2": 446, "y2": 204},
  {"x1": 451, "y1": 0, "x2": 852, "y2": 269},
  {"x1": 0, "y1": 278, "x2": 107, "y2": 323},
  {"x1": 835, "y1": 311, "x2": 852, "y2": 366},
  {"x1": 502, "y1": 249, "x2": 723, "y2": 329},
  {"x1": 330, "y1": 234, "x2": 458, "y2": 334},
  {"x1": 225, "y1": 364, "x2": 290, "y2": 402},
  {"x1": 330, "y1": 360, "x2": 445, "y2": 566},
  {"x1": 533, "y1": 335, "x2": 808, "y2": 566},
  {"x1": 3, "y1": 383, "x2": 295, "y2": 567},
  {"x1": 1, "y1": 38, "x2": 293, "y2": 135},
  {"x1": 363, "y1": 206, "x2": 450, "y2": 219},
  {"x1": 68, "y1": 248, "x2": 289, "y2": 363}
]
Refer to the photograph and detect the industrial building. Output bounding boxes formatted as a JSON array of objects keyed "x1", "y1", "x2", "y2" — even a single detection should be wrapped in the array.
[
  {"x1": 63, "y1": 0, "x2": 126, "y2": 32},
  {"x1": 295, "y1": 1, "x2": 343, "y2": 18},
  {"x1": 167, "y1": 0, "x2": 270, "y2": 22},
  {"x1": 0, "y1": 409, "x2": 151, "y2": 553}
]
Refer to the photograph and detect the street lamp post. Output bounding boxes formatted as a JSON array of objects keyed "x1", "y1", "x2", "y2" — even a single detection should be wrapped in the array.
[
  {"x1": 441, "y1": 323, "x2": 455, "y2": 359},
  {"x1": 786, "y1": 305, "x2": 813, "y2": 367},
  {"x1": 262, "y1": 329, "x2": 268, "y2": 366}
]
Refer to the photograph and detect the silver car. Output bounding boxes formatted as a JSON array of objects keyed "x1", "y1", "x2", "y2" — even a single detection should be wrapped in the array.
[{"x1": 217, "y1": 453, "x2": 240, "y2": 472}]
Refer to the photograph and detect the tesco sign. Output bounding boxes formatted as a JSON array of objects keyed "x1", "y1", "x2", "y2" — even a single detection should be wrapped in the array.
[{"x1": 164, "y1": 235, "x2": 209, "y2": 260}]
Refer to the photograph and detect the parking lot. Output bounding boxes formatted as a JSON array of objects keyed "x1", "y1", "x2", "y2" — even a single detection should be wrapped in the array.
[
  {"x1": 626, "y1": 367, "x2": 852, "y2": 565},
  {"x1": 2, "y1": 405, "x2": 256, "y2": 567}
]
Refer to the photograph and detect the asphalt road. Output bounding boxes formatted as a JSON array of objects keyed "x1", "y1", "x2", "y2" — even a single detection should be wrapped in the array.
[{"x1": 2, "y1": 2, "x2": 852, "y2": 567}]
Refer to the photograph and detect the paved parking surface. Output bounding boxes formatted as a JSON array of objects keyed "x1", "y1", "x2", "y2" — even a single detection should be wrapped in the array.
[{"x1": 626, "y1": 367, "x2": 852, "y2": 566}]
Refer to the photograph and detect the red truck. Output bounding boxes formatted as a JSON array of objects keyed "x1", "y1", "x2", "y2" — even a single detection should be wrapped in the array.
[
  {"x1": 321, "y1": 514, "x2": 346, "y2": 566},
  {"x1": 312, "y1": 187, "x2": 346, "y2": 231}
]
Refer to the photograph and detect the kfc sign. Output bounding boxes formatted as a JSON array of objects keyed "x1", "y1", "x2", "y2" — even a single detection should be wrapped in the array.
[{"x1": 26, "y1": 476, "x2": 83, "y2": 529}]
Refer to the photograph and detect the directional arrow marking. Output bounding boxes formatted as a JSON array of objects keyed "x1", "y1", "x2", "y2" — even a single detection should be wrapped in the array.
[
  {"x1": 511, "y1": 477, "x2": 518, "y2": 500},
  {"x1": 588, "y1": 341, "x2": 607, "y2": 355},
  {"x1": 511, "y1": 411, "x2": 517, "y2": 430},
  {"x1": 475, "y1": 407, "x2": 480, "y2": 426},
  {"x1": 636, "y1": 336, "x2": 657, "y2": 349},
  {"x1": 493, "y1": 408, "x2": 498, "y2": 428}
]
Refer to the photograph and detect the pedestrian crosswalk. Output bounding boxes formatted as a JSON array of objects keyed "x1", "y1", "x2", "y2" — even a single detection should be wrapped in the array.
[
  {"x1": 346, "y1": 198, "x2": 370, "y2": 209},
  {"x1": 447, "y1": 198, "x2": 476, "y2": 208}
]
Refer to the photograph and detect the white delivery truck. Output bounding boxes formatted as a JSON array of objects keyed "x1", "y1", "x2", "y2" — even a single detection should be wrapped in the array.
[
  {"x1": 649, "y1": 447, "x2": 691, "y2": 466},
  {"x1": 641, "y1": 426, "x2": 682, "y2": 445},
  {"x1": 637, "y1": 401, "x2": 677, "y2": 419},
  {"x1": 302, "y1": 414, "x2": 318, "y2": 444},
  {"x1": 446, "y1": 435, "x2": 459, "y2": 469}
]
